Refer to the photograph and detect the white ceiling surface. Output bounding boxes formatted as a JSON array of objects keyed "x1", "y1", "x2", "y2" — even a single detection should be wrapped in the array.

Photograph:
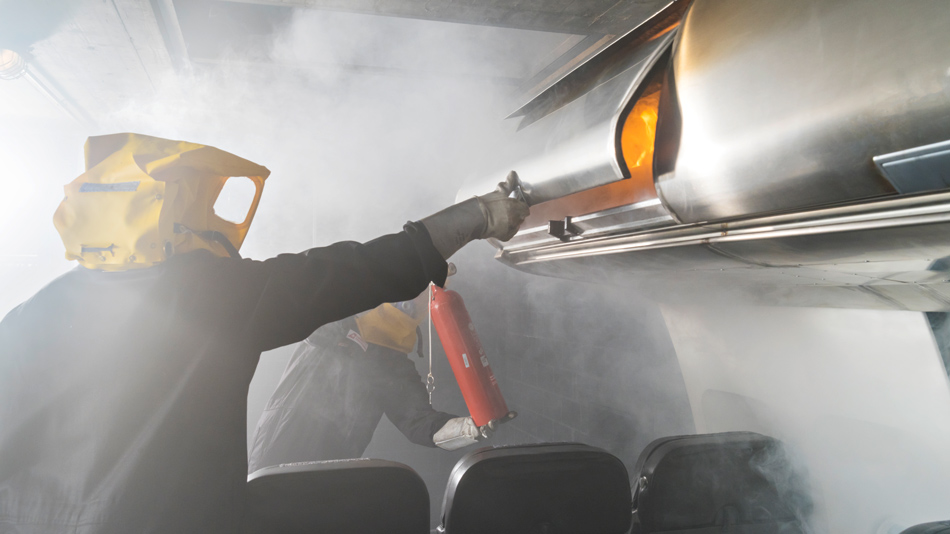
[
  {"x1": 0, "y1": 75, "x2": 61, "y2": 118},
  {"x1": 10, "y1": 0, "x2": 174, "y2": 121},
  {"x1": 0, "y1": 0, "x2": 581, "y2": 125},
  {"x1": 0, "y1": 1, "x2": 581, "y2": 317},
  {"x1": 266, "y1": 10, "x2": 583, "y2": 82}
]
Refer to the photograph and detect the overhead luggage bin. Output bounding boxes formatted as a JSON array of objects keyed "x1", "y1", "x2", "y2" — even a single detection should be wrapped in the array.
[
  {"x1": 656, "y1": 0, "x2": 950, "y2": 223},
  {"x1": 461, "y1": 0, "x2": 950, "y2": 312},
  {"x1": 456, "y1": 30, "x2": 675, "y2": 208}
]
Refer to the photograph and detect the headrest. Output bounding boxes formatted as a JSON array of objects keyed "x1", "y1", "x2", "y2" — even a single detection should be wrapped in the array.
[
  {"x1": 440, "y1": 443, "x2": 632, "y2": 534},
  {"x1": 900, "y1": 521, "x2": 950, "y2": 534},
  {"x1": 632, "y1": 431, "x2": 812, "y2": 533},
  {"x1": 245, "y1": 459, "x2": 429, "y2": 534}
]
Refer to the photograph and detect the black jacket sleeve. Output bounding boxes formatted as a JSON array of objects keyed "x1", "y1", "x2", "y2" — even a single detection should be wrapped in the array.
[
  {"x1": 177, "y1": 221, "x2": 448, "y2": 353},
  {"x1": 379, "y1": 352, "x2": 457, "y2": 448}
]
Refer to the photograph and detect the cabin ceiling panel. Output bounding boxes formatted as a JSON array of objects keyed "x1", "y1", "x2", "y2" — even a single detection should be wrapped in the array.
[{"x1": 217, "y1": 0, "x2": 671, "y2": 35}]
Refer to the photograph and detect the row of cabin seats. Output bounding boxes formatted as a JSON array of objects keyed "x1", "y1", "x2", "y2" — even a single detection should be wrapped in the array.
[
  {"x1": 244, "y1": 431, "x2": 874, "y2": 534},
  {"x1": 243, "y1": 443, "x2": 631, "y2": 534}
]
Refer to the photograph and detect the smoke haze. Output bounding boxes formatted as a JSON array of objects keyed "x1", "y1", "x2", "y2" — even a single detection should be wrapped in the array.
[
  {"x1": 2, "y1": 6, "x2": 690, "y2": 525},
  {"x1": 3, "y1": 4, "x2": 950, "y2": 533}
]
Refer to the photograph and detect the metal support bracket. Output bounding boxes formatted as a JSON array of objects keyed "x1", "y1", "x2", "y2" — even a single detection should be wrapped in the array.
[{"x1": 548, "y1": 216, "x2": 582, "y2": 242}]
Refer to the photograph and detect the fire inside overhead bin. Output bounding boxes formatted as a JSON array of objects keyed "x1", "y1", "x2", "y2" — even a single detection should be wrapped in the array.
[{"x1": 521, "y1": 75, "x2": 663, "y2": 229}]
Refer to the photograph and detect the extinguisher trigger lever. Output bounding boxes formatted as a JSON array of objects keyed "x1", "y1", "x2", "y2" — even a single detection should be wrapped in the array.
[{"x1": 478, "y1": 411, "x2": 517, "y2": 439}]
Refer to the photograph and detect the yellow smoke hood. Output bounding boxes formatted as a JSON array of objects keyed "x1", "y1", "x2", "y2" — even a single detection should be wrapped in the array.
[
  {"x1": 356, "y1": 292, "x2": 429, "y2": 353},
  {"x1": 53, "y1": 133, "x2": 270, "y2": 270}
]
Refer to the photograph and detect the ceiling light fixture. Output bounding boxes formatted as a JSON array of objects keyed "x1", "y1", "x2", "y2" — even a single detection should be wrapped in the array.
[{"x1": 0, "y1": 49, "x2": 27, "y2": 80}]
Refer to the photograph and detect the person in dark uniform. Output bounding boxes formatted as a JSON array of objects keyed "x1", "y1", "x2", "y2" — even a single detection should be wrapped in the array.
[
  {"x1": 246, "y1": 311, "x2": 447, "y2": 471},
  {"x1": 0, "y1": 133, "x2": 527, "y2": 534},
  {"x1": 248, "y1": 291, "x2": 487, "y2": 472}
]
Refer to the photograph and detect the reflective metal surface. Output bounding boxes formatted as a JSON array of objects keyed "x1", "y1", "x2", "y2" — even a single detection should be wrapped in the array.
[
  {"x1": 505, "y1": 190, "x2": 950, "y2": 265},
  {"x1": 874, "y1": 140, "x2": 950, "y2": 194},
  {"x1": 656, "y1": 0, "x2": 950, "y2": 223},
  {"x1": 508, "y1": 0, "x2": 690, "y2": 129},
  {"x1": 456, "y1": 31, "x2": 675, "y2": 206},
  {"x1": 462, "y1": 0, "x2": 950, "y2": 311},
  {"x1": 501, "y1": 198, "x2": 675, "y2": 251},
  {"x1": 498, "y1": 190, "x2": 950, "y2": 311}
]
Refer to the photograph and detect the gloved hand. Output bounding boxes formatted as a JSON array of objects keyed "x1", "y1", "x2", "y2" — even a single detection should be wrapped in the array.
[
  {"x1": 433, "y1": 416, "x2": 491, "y2": 451},
  {"x1": 475, "y1": 171, "x2": 530, "y2": 242},
  {"x1": 421, "y1": 171, "x2": 530, "y2": 260}
]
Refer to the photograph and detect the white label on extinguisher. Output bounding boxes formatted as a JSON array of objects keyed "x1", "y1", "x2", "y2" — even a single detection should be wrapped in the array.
[
  {"x1": 462, "y1": 353, "x2": 470, "y2": 368},
  {"x1": 480, "y1": 355, "x2": 490, "y2": 367}
]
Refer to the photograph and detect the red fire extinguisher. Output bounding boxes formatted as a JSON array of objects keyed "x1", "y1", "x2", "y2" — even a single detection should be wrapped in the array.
[{"x1": 430, "y1": 283, "x2": 516, "y2": 429}]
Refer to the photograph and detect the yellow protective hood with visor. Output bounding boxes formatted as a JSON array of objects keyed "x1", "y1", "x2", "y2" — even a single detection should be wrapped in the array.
[
  {"x1": 53, "y1": 133, "x2": 270, "y2": 270},
  {"x1": 355, "y1": 291, "x2": 429, "y2": 353}
]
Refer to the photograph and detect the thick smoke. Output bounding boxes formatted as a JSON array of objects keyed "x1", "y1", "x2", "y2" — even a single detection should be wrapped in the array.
[
  {"x1": 0, "y1": 118, "x2": 85, "y2": 314},
  {"x1": 0, "y1": 7, "x2": 687, "y2": 527},
  {"x1": 5, "y1": 4, "x2": 949, "y2": 533},
  {"x1": 0, "y1": 0, "x2": 78, "y2": 52},
  {"x1": 80, "y1": 9, "x2": 583, "y2": 463},
  {"x1": 662, "y1": 303, "x2": 950, "y2": 532},
  {"x1": 105, "y1": 10, "x2": 579, "y2": 254}
]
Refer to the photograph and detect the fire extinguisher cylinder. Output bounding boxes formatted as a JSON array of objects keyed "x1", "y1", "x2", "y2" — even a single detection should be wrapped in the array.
[{"x1": 430, "y1": 284, "x2": 512, "y2": 427}]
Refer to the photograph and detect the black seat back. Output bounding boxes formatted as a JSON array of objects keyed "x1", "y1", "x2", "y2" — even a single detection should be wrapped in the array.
[
  {"x1": 901, "y1": 521, "x2": 950, "y2": 534},
  {"x1": 439, "y1": 443, "x2": 632, "y2": 534},
  {"x1": 244, "y1": 458, "x2": 429, "y2": 534},
  {"x1": 631, "y1": 431, "x2": 811, "y2": 534}
]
